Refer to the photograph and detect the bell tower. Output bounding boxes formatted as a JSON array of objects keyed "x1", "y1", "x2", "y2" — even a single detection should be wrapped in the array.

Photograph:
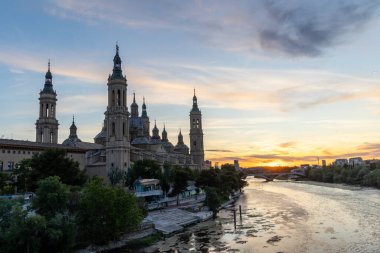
[
  {"x1": 36, "y1": 61, "x2": 59, "y2": 143},
  {"x1": 105, "y1": 44, "x2": 130, "y2": 172},
  {"x1": 189, "y1": 89, "x2": 204, "y2": 169}
]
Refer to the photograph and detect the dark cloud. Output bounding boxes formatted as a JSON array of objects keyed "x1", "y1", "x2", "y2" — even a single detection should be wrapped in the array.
[
  {"x1": 258, "y1": 0, "x2": 380, "y2": 56},
  {"x1": 51, "y1": 0, "x2": 380, "y2": 57},
  {"x1": 206, "y1": 149, "x2": 233, "y2": 152}
]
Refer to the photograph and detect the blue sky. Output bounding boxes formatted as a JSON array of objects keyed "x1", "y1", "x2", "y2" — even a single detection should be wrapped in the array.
[{"x1": 1, "y1": 0, "x2": 380, "y2": 166}]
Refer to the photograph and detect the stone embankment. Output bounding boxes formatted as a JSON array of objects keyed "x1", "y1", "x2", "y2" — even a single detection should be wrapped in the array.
[
  {"x1": 76, "y1": 192, "x2": 241, "y2": 253},
  {"x1": 145, "y1": 208, "x2": 213, "y2": 235}
]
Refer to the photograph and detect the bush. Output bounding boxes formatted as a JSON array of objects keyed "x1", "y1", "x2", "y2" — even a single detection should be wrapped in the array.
[
  {"x1": 13, "y1": 149, "x2": 87, "y2": 192},
  {"x1": 76, "y1": 177, "x2": 143, "y2": 245},
  {"x1": 32, "y1": 176, "x2": 70, "y2": 218}
]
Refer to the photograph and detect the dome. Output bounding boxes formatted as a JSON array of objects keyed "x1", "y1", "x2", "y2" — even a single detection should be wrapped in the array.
[
  {"x1": 131, "y1": 136, "x2": 150, "y2": 145},
  {"x1": 62, "y1": 116, "x2": 82, "y2": 147},
  {"x1": 162, "y1": 141, "x2": 174, "y2": 152}
]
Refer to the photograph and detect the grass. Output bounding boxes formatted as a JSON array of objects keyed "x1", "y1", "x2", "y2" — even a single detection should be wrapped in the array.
[
  {"x1": 127, "y1": 232, "x2": 163, "y2": 248},
  {"x1": 105, "y1": 232, "x2": 163, "y2": 252}
]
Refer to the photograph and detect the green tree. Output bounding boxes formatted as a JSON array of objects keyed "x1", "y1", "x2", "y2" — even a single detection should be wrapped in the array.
[
  {"x1": 161, "y1": 162, "x2": 172, "y2": 194},
  {"x1": 13, "y1": 149, "x2": 87, "y2": 192},
  {"x1": 32, "y1": 177, "x2": 76, "y2": 253},
  {"x1": 196, "y1": 168, "x2": 221, "y2": 189},
  {"x1": 373, "y1": 169, "x2": 380, "y2": 188},
  {"x1": 77, "y1": 177, "x2": 143, "y2": 245},
  {"x1": 126, "y1": 159, "x2": 162, "y2": 187},
  {"x1": 0, "y1": 203, "x2": 46, "y2": 253},
  {"x1": 40, "y1": 213, "x2": 76, "y2": 253},
  {"x1": 32, "y1": 176, "x2": 70, "y2": 218},
  {"x1": 204, "y1": 187, "x2": 222, "y2": 218},
  {"x1": 0, "y1": 172, "x2": 14, "y2": 194},
  {"x1": 108, "y1": 166, "x2": 126, "y2": 186},
  {"x1": 308, "y1": 168, "x2": 323, "y2": 181},
  {"x1": 322, "y1": 169, "x2": 334, "y2": 183},
  {"x1": 0, "y1": 198, "x2": 21, "y2": 247},
  {"x1": 169, "y1": 166, "x2": 194, "y2": 205},
  {"x1": 237, "y1": 170, "x2": 248, "y2": 192}
]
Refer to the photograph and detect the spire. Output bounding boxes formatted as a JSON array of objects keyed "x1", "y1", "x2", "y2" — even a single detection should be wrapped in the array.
[
  {"x1": 162, "y1": 123, "x2": 168, "y2": 141},
  {"x1": 69, "y1": 115, "x2": 78, "y2": 138},
  {"x1": 130, "y1": 92, "x2": 139, "y2": 117},
  {"x1": 178, "y1": 128, "x2": 184, "y2": 144},
  {"x1": 191, "y1": 89, "x2": 199, "y2": 112},
  {"x1": 111, "y1": 43, "x2": 123, "y2": 79},
  {"x1": 42, "y1": 60, "x2": 54, "y2": 94},
  {"x1": 62, "y1": 114, "x2": 82, "y2": 145},
  {"x1": 142, "y1": 96, "x2": 148, "y2": 117},
  {"x1": 152, "y1": 120, "x2": 160, "y2": 139}
]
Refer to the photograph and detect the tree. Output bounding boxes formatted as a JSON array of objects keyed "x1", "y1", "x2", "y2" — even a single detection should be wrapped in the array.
[
  {"x1": 13, "y1": 149, "x2": 87, "y2": 192},
  {"x1": 76, "y1": 177, "x2": 143, "y2": 245},
  {"x1": 32, "y1": 176, "x2": 70, "y2": 218},
  {"x1": 196, "y1": 168, "x2": 221, "y2": 189},
  {"x1": 0, "y1": 202, "x2": 46, "y2": 253},
  {"x1": 40, "y1": 213, "x2": 76, "y2": 253},
  {"x1": 308, "y1": 168, "x2": 323, "y2": 181},
  {"x1": 237, "y1": 170, "x2": 248, "y2": 192},
  {"x1": 0, "y1": 172, "x2": 14, "y2": 194},
  {"x1": 126, "y1": 159, "x2": 162, "y2": 187},
  {"x1": 108, "y1": 166, "x2": 126, "y2": 186},
  {"x1": 31, "y1": 177, "x2": 76, "y2": 253},
  {"x1": 204, "y1": 187, "x2": 222, "y2": 218},
  {"x1": 161, "y1": 162, "x2": 172, "y2": 194},
  {"x1": 322, "y1": 169, "x2": 334, "y2": 183},
  {"x1": 0, "y1": 199, "x2": 21, "y2": 246}
]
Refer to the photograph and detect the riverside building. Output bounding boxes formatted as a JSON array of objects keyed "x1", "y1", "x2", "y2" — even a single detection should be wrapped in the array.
[{"x1": 0, "y1": 45, "x2": 207, "y2": 179}]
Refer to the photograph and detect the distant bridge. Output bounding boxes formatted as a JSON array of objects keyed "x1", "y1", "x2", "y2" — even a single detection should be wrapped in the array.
[{"x1": 249, "y1": 171, "x2": 306, "y2": 181}]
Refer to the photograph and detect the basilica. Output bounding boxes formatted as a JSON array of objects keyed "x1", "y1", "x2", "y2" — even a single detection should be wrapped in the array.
[{"x1": 0, "y1": 45, "x2": 206, "y2": 178}]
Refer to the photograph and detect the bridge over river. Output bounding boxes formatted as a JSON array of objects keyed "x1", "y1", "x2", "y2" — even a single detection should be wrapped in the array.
[{"x1": 248, "y1": 171, "x2": 306, "y2": 181}]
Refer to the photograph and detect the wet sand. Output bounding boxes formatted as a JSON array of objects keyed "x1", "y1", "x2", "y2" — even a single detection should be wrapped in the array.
[{"x1": 120, "y1": 178, "x2": 380, "y2": 253}]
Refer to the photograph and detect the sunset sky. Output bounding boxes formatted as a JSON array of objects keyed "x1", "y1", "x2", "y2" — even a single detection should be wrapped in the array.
[{"x1": 1, "y1": 0, "x2": 380, "y2": 167}]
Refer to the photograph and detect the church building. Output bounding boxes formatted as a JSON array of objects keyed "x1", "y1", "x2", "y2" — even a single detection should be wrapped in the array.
[{"x1": 0, "y1": 45, "x2": 207, "y2": 179}]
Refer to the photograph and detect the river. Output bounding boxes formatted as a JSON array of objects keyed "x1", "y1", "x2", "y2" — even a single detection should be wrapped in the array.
[{"x1": 128, "y1": 177, "x2": 380, "y2": 253}]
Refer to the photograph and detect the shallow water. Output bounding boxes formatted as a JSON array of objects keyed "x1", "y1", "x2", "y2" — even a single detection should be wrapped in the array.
[{"x1": 131, "y1": 178, "x2": 380, "y2": 253}]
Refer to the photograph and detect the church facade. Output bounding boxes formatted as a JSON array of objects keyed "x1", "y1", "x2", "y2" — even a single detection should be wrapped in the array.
[{"x1": 0, "y1": 46, "x2": 207, "y2": 179}]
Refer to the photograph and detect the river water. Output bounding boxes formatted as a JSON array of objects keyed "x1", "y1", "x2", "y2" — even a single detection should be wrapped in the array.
[{"x1": 137, "y1": 177, "x2": 380, "y2": 253}]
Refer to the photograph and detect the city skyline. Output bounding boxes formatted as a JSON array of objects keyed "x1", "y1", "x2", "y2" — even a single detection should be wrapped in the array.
[{"x1": 1, "y1": 1, "x2": 380, "y2": 167}]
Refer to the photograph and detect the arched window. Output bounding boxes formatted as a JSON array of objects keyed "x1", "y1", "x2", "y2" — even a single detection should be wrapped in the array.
[
  {"x1": 123, "y1": 122, "x2": 126, "y2": 136},
  {"x1": 196, "y1": 119, "x2": 200, "y2": 128},
  {"x1": 46, "y1": 104, "x2": 49, "y2": 117},
  {"x1": 112, "y1": 90, "x2": 115, "y2": 106},
  {"x1": 51, "y1": 105, "x2": 54, "y2": 117},
  {"x1": 123, "y1": 90, "x2": 126, "y2": 106},
  {"x1": 50, "y1": 132, "x2": 54, "y2": 143},
  {"x1": 117, "y1": 90, "x2": 121, "y2": 106},
  {"x1": 40, "y1": 132, "x2": 43, "y2": 142},
  {"x1": 192, "y1": 119, "x2": 196, "y2": 129},
  {"x1": 112, "y1": 122, "x2": 115, "y2": 136},
  {"x1": 40, "y1": 104, "x2": 43, "y2": 117}
]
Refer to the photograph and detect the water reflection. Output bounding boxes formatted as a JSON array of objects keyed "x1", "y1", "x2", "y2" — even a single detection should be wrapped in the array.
[{"x1": 119, "y1": 178, "x2": 380, "y2": 253}]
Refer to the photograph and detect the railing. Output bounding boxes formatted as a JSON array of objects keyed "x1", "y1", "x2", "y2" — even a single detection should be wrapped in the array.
[{"x1": 135, "y1": 190, "x2": 163, "y2": 197}]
